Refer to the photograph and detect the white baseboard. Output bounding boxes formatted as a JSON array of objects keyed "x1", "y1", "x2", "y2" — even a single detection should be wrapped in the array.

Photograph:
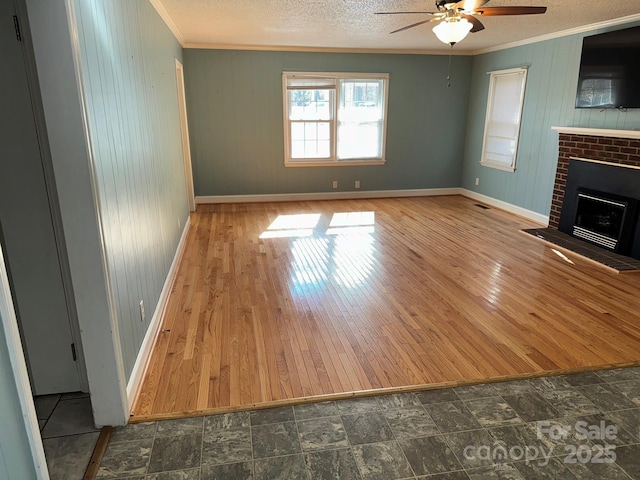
[
  {"x1": 197, "y1": 188, "x2": 550, "y2": 225},
  {"x1": 126, "y1": 216, "x2": 191, "y2": 411},
  {"x1": 196, "y1": 188, "x2": 461, "y2": 204},
  {"x1": 460, "y1": 189, "x2": 549, "y2": 226},
  {"x1": 197, "y1": 188, "x2": 549, "y2": 225}
]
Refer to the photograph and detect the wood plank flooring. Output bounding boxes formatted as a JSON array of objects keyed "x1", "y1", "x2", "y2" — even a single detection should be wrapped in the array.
[{"x1": 131, "y1": 196, "x2": 640, "y2": 421}]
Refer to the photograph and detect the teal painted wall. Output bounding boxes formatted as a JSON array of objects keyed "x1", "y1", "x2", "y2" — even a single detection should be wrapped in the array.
[
  {"x1": 461, "y1": 21, "x2": 640, "y2": 216},
  {"x1": 183, "y1": 50, "x2": 473, "y2": 196},
  {"x1": 0, "y1": 313, "x2": 37, "y2": 479},
  {"x1": 73, "y1": 0, "x2": 188, "y2": 379}
]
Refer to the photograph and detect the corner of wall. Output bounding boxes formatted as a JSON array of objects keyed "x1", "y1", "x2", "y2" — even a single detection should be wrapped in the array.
[{"x1": 25, "y1": 0, "x2": 129, "y2": 426}]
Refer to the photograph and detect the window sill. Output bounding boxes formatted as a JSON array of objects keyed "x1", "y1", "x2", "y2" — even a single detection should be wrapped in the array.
[
  {"x1": 284, "y1": 159, "x2": 386, "y2": 167},
  {"x1": 480, "y1": 161, "x2": 516, "y2": 173}
]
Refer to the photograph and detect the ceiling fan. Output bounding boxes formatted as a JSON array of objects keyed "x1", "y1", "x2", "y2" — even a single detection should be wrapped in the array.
[{"x1": 377, "y1": 0, "x2": 547, "y2": 45}]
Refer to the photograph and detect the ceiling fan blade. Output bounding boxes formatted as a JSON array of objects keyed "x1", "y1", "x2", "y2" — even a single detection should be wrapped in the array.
[
  {"x1": 390, "y1": 18, "x2": 439, "y2": 34},
  {"x1": 474, "y1": 6, "x2": 547, "y2": 16},
  {"x1": 454, "y1": 0, "x2": 489, "y2": 12},
  {"x1": 375, "y1": 11, "x2": 439, "y2": 15},
  {"x1": 462, "y1": 14, "x2": 485, "y2": 33}
]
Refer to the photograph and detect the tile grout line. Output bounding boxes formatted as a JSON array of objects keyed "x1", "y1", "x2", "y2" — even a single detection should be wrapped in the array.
[
  {"x1": 378, "y1": 394, "x2": 422, "y2": 479},
  {"x1": 198, "y1": 417, "x2": 204, "y2": 480},
  {"x1": 250, "y1": 409, "x2": 266, "y2": 476},
  {"x1": 38, "y1": 394, "x2": 62, "y2": 438},
  {"x1": 291, "y1": 405, "x2": 314, "y2": 480},
  {"x1": 336, "y1": 403, "x2": 364, "y2": 480}
]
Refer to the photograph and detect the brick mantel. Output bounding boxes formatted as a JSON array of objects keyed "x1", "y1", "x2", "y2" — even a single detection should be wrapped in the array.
[{"x1": 550, "y1": 128, "x2": 640, "y2": 228}]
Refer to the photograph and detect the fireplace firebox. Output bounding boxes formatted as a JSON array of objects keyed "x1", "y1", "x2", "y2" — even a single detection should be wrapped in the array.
[{"x1": 572, "y1": 188, "x2": 637, "y2": 254}]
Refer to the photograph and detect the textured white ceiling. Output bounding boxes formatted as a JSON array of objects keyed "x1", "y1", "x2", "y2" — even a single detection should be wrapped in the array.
[{"x1": 155, "y1": 0, "x2": 640, "y2": 53}]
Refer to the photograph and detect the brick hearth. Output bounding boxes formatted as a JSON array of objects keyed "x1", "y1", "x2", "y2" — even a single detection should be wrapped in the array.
[{"x1": 550, "y1": 133, "x2": 640, "y2": 228}]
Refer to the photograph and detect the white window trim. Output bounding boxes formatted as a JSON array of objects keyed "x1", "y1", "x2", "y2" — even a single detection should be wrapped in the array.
[
  {"x1": 480, "y1": 67, "x2": 528, "y2": 173},
  {"x1": 282, "y1": 71, "x2": 389, "y2": 167}
]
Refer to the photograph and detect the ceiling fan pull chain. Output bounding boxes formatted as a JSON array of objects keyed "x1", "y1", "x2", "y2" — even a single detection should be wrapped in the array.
[{"x1": 447, "y1": 45, "x2": 453, "y2": 87}]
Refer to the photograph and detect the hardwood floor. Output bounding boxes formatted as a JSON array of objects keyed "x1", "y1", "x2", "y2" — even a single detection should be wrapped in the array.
[{"x1": 131, "y1": 195, "x2": 640, "y2": 421}]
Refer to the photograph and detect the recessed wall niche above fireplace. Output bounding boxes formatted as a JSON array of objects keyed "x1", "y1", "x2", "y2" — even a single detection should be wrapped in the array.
[{"x1": 551, "y1": 127, "x2": 640, "y2": 261}]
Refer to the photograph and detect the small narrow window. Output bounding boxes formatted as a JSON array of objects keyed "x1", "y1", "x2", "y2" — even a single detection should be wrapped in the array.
[{"x1": 480, "y1": 67, "x2": 528, "y2": 172}]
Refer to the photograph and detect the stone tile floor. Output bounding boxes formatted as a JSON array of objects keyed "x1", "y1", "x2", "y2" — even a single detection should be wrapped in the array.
[
  {"x1": 95, "y1": 366, "x2": 640, "y2": 479},
  {"x1": 35, "y1": 392, "x2": 100, "y2": 479}
]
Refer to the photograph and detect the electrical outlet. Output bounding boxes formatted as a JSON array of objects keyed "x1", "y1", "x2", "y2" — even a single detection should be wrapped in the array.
[
  {"x1": 139, "y1": 300, "x2": 145, "y2": 322},
  {"x1": 332, "y1": 180, "x2": 338, "y2": 189},
  {"x1": 475, "y1": 177, "x2": 480, "y2": 186},
  {"x1": 355, "y1": 180, "x2": 360, "y2": 189}
]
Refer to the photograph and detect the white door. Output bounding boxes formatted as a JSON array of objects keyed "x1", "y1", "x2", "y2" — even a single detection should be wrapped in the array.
[{"x1": 0, "y1": 1, "x2": 82, "y2": 394}]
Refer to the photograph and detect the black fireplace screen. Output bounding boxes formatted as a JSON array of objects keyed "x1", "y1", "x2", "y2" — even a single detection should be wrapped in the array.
[
  {"x1": 573, "y1": 190, "x2": 631, "y2": 251},
  {"x1": 558, "y1": 158, "x2": 640, "y2": 259}
]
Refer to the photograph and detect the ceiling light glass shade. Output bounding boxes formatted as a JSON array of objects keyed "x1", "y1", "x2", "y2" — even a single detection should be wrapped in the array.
[{"x1": 433, "y1": 18, "x2": 473, "y2": 45}]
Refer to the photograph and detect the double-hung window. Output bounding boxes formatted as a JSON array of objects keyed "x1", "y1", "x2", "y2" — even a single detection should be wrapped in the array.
[
  {"x1": 480, "y1": 67, "x2": 528, "y2": 172},
  {"x1": 283, "y1": 72, "x2": 389, "y2": 166}
]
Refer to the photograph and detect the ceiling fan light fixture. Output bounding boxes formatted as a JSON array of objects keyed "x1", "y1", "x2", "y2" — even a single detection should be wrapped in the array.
[{"x1": 433, "y1": 17, "x2": 473, "y2": 45}]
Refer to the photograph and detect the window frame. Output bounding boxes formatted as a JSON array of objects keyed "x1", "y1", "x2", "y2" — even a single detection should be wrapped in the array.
[
  {"x1": 282, "y1": 72, "x2": 389, "y2": 167},
  {"x1": 480, "y1": 67, "x2": 528, "y2": 173}
]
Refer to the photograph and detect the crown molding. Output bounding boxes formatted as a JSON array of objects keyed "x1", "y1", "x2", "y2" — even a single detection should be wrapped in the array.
[
  {"x1": 473, "y1": 14, "x2": 640, "y2": 55},
  {"x1": 149, "y1": 0, "x2": 185, "y2": 46},
  {"x1": 182, "y1": 42, "x2": 472, "y2": 56}
]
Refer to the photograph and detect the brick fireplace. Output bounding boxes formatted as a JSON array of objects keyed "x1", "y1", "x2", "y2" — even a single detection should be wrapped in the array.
[
  {"x1": 549, "y1": 127, "x2": 640, "y2": 261},
  {"x1": 550, "y1": 128, "x2": 640, "y2": 229}
]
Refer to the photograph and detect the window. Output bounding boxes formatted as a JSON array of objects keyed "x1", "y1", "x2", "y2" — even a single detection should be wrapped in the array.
[
  {"x1": 576, "y1": 66, "x2": 623, "y2": 108},
  {"x1": 480, "y1": 67, "x2": 528, "y2": 172},
  {"x1": 283, "y1": 72, "x2": 389, "y2": 166}
]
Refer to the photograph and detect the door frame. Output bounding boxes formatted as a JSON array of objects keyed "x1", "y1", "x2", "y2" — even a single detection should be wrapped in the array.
[
  {"x1": 175, "y1": 59, "x2": 196, "y2": 212},
  {"x1": 0, "y1": 241, "x2": 49, "y2": 479},
  {"x1": 14, "y1": 0, "x2": 88, "y2": 393}
]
